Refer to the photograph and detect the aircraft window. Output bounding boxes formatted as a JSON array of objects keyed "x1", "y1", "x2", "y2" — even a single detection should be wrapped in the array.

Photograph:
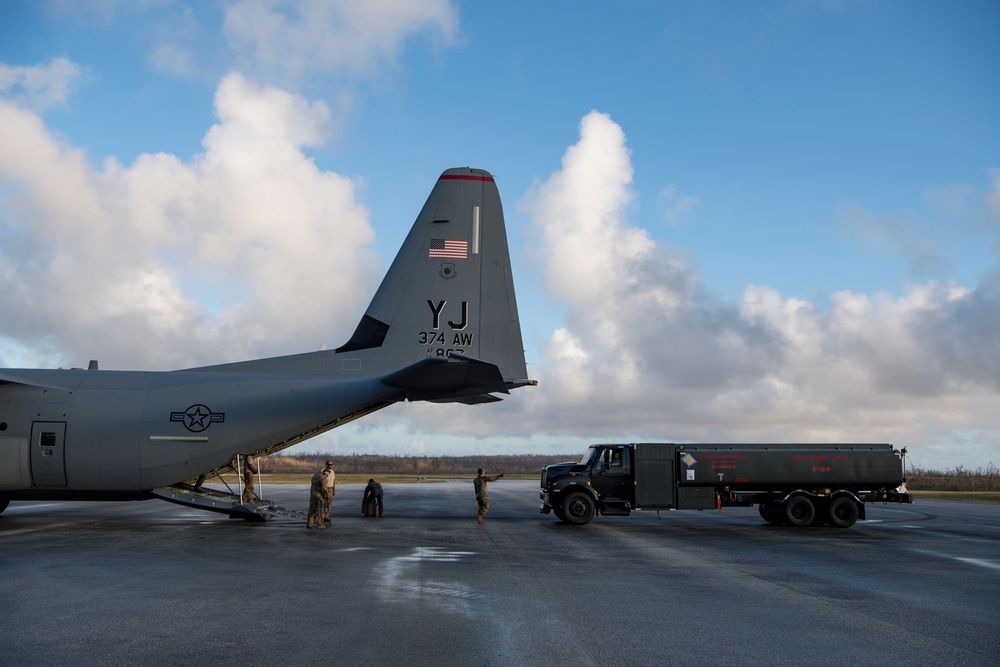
[{"x1": 40, "y1": 432, "x2": 57, "y2": 447}]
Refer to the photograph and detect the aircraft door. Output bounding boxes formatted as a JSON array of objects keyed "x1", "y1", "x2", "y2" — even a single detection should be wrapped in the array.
[{"x1": 30, "y1": 422, "x2": 67, "y2": 487}]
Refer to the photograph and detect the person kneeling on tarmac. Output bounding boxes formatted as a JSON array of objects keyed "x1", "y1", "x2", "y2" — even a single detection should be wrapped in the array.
[{"x1": 362, "y1": 479, "x2": 383, "y2": 517}]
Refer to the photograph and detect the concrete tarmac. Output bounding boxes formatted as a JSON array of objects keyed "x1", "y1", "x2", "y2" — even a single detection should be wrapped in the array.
[{"x1": 2, "y1": 481, "x2": 998, "y2": 666}]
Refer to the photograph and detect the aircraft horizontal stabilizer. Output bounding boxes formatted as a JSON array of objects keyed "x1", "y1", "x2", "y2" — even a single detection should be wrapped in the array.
[
  {"x1": 444, "y1": 394, "x2": 504, "y2": 405},
  {"x1": 381, "y1": 354, "x2": 509, "y2": 403}
]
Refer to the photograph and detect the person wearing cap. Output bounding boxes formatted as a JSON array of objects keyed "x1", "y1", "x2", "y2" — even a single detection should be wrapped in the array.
[
  {"x1": 474, "y1": 468, "x2": 503, "y2": 524},
  {"x1": 362, "y1": 479, "x2": 383, "y2": 517},
  {"x1": 307, "y1": 467, "x2": 329, "y2": 529},
  {"x1": 321, "y1": 460, "x2": 336, "y2": 524}
]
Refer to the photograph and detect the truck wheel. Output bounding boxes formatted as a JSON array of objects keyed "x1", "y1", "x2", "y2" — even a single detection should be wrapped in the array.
[
  {"x1": 827, "y1": 496, "x2": 860, "y2": 528},
  {"x1": 553, "y1": 505, "x2": 567, "y2": 522},
  {"x1": 782, "y1": 495, "x2": 815, "y2": 527},
  {"x1": 759, "y1": 502, "x2": 782, "y2": 525},
  {"x1": 562, "y1": 492, "x2": 595, "y2": 525}
]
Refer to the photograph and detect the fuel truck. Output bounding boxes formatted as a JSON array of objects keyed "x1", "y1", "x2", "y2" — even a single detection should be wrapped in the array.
[{"x1": 539, "y1": 443, "x2": 912, "y2": 527}]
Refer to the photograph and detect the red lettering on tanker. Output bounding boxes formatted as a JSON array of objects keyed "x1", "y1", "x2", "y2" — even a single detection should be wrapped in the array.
[{"x1": 702, "y1": 453, "x2": 747, "y2": 471}]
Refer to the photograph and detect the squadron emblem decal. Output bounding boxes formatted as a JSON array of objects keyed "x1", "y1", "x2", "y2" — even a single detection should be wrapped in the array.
[
  {"x1": 439, "y1": 262, "x2": 457, "y2": 280},
  {"x1": 170, "y1": 404, "x2": 226, "y2": 432}
]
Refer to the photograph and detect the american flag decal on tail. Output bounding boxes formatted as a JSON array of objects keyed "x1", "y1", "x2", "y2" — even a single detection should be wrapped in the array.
[{"x1": 429, "y1": 239, "x2": 468, "y2": 259}]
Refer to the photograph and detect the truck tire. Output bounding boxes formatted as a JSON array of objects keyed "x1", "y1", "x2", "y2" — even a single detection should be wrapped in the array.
[
  {"x1": 553, "y1": 505, "x2": 567, "y2": 522},
  {"x1": 562, "y1": 492, "x2": 596, "y2": 525},
  {"x1": 759, "y1": 502, "x2": 782, "y2": 526},
  {"x1": 782, "y1": 494, "x2": 815, "y2": 527},
  {"x1": 827, "y1": 495, "x2": 860, "y2": 528}
]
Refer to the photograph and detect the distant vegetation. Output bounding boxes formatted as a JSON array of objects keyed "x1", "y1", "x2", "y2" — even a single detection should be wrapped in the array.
[
  {"x1": 262, "y1": 453, "x2": 579, "y2": 476},
  {"x1": 906, "y1": 464, "x2": 1000, "y2": 492},
  {"x1": 260, "y1": 453, "x2": 1000, "y2": 492}
]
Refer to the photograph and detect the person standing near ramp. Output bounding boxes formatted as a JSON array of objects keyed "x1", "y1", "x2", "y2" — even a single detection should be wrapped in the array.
[
  {"x1": 362, "y1": 479, "x2": 383, "y2": 517},
  {"x1": 321, "y1": 460, "x2": 336, "y2": 524},
  {"x1": 474, "y1": 468, "x2": 503, "y2": 524},
  {"x1": 241, "y1": 455, "x2": 258, "y2": 505},
  {"x1": 307, "y1": 468, "x2": 329, "y2": 529}
]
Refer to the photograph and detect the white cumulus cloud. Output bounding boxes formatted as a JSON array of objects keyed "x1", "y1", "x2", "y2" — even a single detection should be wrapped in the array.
[
  {"x1": 506, "y1": 111, "x2": 1000, "y2": 469},
  {"x1": 222, "y1": 0, "x2": 460, "y2": 82},
  {"x1": 0, "y1": 57, "x2": 83, "y2": 111},
  {"x1": 0, "y1": 70, "x2": 377, "y2": 370}
]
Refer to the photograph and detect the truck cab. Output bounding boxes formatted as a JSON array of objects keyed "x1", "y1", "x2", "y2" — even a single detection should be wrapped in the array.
[
  {"x1": 540, "y1": 444, "x2": 636, "y2": 524},
  {"x1": 590, "y1": 445, "x2": 632, "y2": 500}
]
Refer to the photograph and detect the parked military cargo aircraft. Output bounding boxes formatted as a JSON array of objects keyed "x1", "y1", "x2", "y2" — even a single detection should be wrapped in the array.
[{"x1": 0, "y1": 168, "x2": 534, "y2": 519}]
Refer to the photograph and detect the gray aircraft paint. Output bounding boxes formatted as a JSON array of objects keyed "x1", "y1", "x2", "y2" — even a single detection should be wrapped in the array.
[{"x1": 0, "y1": 168, "x2": 534, "y2": 504}]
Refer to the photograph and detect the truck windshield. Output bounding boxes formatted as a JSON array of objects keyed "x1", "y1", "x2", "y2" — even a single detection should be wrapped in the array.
[{"x1": 580, "y1": 448, "x2": 599, "y2": 465}]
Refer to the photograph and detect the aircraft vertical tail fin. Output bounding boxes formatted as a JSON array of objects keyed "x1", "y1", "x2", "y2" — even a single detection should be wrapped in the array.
[
  {"x1": 336, "y1": 168, "x2": 532, "y2": 398},
  {"x1": 192, "y1": 168, "x2": 534, "y2": 402}
]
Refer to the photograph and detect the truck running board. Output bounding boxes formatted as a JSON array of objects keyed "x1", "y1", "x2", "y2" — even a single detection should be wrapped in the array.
[{"x1": 599, "y1": 500, "x2": 632, "y2": 516}]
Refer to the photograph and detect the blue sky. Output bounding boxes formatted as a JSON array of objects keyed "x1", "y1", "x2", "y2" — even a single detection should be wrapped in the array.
[{"x1": 1, "y1": 1, "x2": 998, "y2": 470}]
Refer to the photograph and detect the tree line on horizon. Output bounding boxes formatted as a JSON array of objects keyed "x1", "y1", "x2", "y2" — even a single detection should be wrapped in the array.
[
  {"x1": 906, "y1": 464, "x2": 1000, "y2": 492},
  {"x1": 259, "y1": 454, "x2": 999, "y2": 491},
  {"x1": 262, "y1": 453, "x2": 580, "y2": 476}
]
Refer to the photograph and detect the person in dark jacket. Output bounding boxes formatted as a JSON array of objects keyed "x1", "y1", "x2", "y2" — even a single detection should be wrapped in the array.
[{"x1": 362, "y1": 479, "x2": 383, "y2": 517}]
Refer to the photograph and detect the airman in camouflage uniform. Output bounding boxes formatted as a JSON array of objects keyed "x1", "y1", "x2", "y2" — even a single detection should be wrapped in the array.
[
  {"x1": 307, "y1": 469, "x2": 328, "y2": 529},
  {"x1": 474, "y1": 468, "x2": 503, "y2": 524},
  {"x1": 321, "y1": 460, "x2": 336, "y2": 524},
  {"x1": 241, "y1": 455, "x2": 258, "y2": 505}
]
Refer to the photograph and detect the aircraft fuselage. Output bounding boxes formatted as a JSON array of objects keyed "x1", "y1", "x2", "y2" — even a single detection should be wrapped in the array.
[{"x1": 0, "y1": 368, "x2": 401, "y2": 500}]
